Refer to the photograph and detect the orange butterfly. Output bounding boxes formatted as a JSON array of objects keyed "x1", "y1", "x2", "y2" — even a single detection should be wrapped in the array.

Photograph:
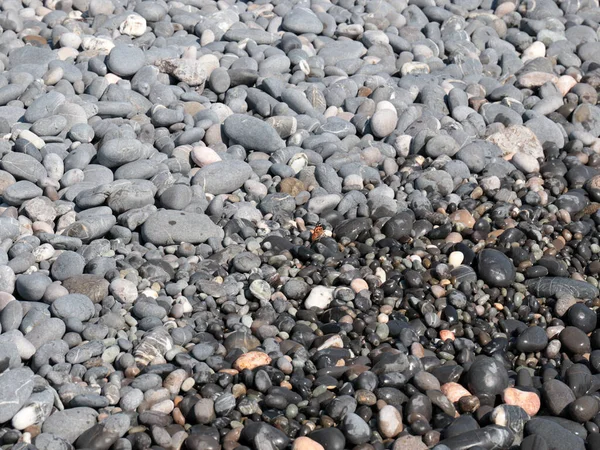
[{"x1": 310, "y1": 223, "x2": 326, "y2": 242}]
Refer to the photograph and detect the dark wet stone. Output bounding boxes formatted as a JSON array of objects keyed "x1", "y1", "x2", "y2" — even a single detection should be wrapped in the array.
[
  {"x1": 309, "y1": 428, "x2": 346, "y2": 450},
  {"x1": 477, "y1": 249, "x2": 515, "y2": 288},
  {"x1": 382, "y1": 211, "x2": 414, "y2": 240},
  {"x1": 560, "y1": 327, "x2": 591, "y2": 355},
  {"x1": 466, "y1": 356, "x2": 509, "y2": 397},
  {"x1": 240, "y1": 422, "x2": 290, "y2": 450},
  {"x1": 516, "y1": 326, "x2": 548, "y2": 353},
  {"x1": 520, "y1": 434, "x2": 548, "y2": 450},
  {"x1": 542, "y1": 379, "x2": 576, "y2": 416},
  {"x1": 340, "y1": 413, "x2": 370, "y2": 445},
  {"x1": 568, "y1": 396, "x2": 599, "y2": 423},
  {"x1": 566, "y1": 304, "x2": 597, "y2": 334},
  {"x1": 537, "y1": 256, "x2": 569, "y2": 277},
  {"x1": 525, "y1": 278, "x2": 599, "y2": 299},
  {"x1": 438, "y1": 425, "x2": 514, "y2": 450},
  {"x1": 524, "y1": 418, "x2": 585, "y2": 450},
  {"x1": 333, "y1": 218, "x2": 372, "y2": 241}
]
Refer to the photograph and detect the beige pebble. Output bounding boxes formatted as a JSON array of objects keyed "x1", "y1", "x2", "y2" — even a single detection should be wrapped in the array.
[
  {"x1": 150, "y1": 399, "x2": 174, "y2": 414},
  {"x1": 233, "y1": 351, "x2": 272, "y2": 371},
  {"x1": 522, "y1": 41, "x2": 545, "y2": 63},
  {"x1": 119, "y1": 14, "x2": 147, "y2": 37},
  {"x1": 556, "y1": 75, "x2": 577, "y2": 97},
  {"x1": 350, "y1": 278, "x2": 369, "y2": 293},
  {"x1": 517, "y1": 71, "x2": 559, "y2": 88},
  {"x1": 392, "y1": 435, "x2": 428, "y2": 450},
  {"x1": 181, "y1": 378, "x2": 196, "y2": 392},
  {"x1": 378, "y1": 405, "x2": 403, "y2": 438},
  {"x1": 448, "y1": 251, "x2": 464, "y2": 267},
  {"x1": 292, "y1": 437, "x2": 324, "y2": 450},
  {"x1": 191, "y1": 146, "x2": 222, "y2": 167}
]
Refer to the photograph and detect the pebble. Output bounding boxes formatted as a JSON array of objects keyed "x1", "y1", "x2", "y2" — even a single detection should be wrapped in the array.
[
  {"x1": 192, "y1": 160, "x2": 253, "y2": 195},
  {"x1": 378, "y1": 405, "x2": 403, "y2": 438},
  {"x1": 543, "y1": 379, "x2": 576, "y2": 416},
  {"x1": 233, "y1": 352, "x2": 272, "y2": 371},
  {"x1": 141, "y1": 210, "x2": 224, "y2": 246},
  {"x1": 467, "y1": 356, "x2": 509, "y2": 397},
  {"x1": 0, "y1": 368, "x2": 34, "y2": 423},
  {"x1": 223, "y1": 114, "x2": 285, "y2": 153},
  {"x1": 525, "y1": 418, "x2": 586, "y2": 450},
  {"x1": 0, "y1": 0, "x2": 597, "y2": 449},
  {"x1": 477, "y1": 249, "x2": 516, "y2": 288},
  {"x1": 304, "y1": 286, "x2": 334, "y2": 310},
  {"x1": 503, "y1": 388, "x2": 541, "y2": 416}
]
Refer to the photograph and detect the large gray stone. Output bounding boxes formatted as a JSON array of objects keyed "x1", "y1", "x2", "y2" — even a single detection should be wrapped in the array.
[
  {"x1": 141, "y1": 210, "x2": 224, "y2": 246},
  {"x1": 191, "y1": 160, "x2": 253, "y2": 195},
  {"x1": 0, "y1": 367, "x2": 34, "y2": 423}
]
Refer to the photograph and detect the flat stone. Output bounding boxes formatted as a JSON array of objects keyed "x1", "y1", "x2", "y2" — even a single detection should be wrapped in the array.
[
  {"x1": 141, "y1": 210, "x2": 224, "y2": 246},
  {"x1": 525, "y1": 277, "x2": 599, "y2": 299},
  {"x1": 223, "y1": 114, "x2": 285, "y2": 153}
]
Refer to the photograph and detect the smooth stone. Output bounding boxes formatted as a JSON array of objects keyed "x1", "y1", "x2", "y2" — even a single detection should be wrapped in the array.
[
  {"x1": 516, "y1": 326, "x2": 548, "y2": 353},
  {"x1": 0, "y1": 367, "x2": 35, "y2": 423},
  {"x1": 438, "y1": 425, "x2": 514, "y2": 450},
  {"x1": 50, "y1": 251, "x2": 85, "y2": 281},
  {"x1": 106, "y1": 45, "x2": 145, "y2": 77},
  {"x1": 50, "y1": 293, "x2": 95, "y2": 321},
  {"x1": 25, "y1": 317, "x2": 66, "y2": 349},
  {"x1": 370, "y1": 110, "x2": 398, "y2": 138},
  {"x1": 191, "y1": 160, "x2": 253, "y2": 195},
  {"x1": 16, "y1": 273, "x2": 52, "y2": 301},
  {"x1": 525, "y1": 278, "x2": 599, "y2": 299},
  {"x1": 542, "y1": 379, "x2": 576, "y2": 416},
  {"x1": 1, "y1": 152, "x2": 46, "y2": 183},
  {"x1": 223, "y1": 114, "x2": 285, "y2": 153},
  {"x1": 414, "y1": 170, "x2": 454, "y2": 196},
  {"x1": 240, "y1": 422, "x2": 290, "y2": 450},
  {"x1": 282, "y1": 8, "x2": 323, "y2": 34},
  {"x1": 42, "y1": 407, "x2": 99, "y2": 444},
  {"x1": 96, "y1": 139, "x2": 147, "y2": 168},
  {"x1": 392, "y1": 435, "x2": 428, "y2": 450},
  {"x1": 520, "y1": 434, "x2": 548, "y2": 450},
  {"x1": 309, "y1": 428, "x2": 346, "y2": 450},
  {"x1": 569, "y1": 396, "x2": 599, "y2": 423},
  {"x1": 567, "y1": 303, "x2": 597, "y2": 334},
  {"x1": 304, "y1": 286, "x2": 334, "y2": 310},
  {"x1": 382, "y1": 211, "x2": 414, "y2": 240},
  {"x1": 559, "y1": 327, "x2": 591, "y2": 355},
  {"x1": 61, "y1": 275, "x2": 109, "y2": 304},
  {"x1": 503, "y1": 388, "x2": 541, "y2": 416},
  {"x1": 378, "y1": 405, "x2": 403, "y2": 438},
  {"x1": 524, "y1": 418, "x2": 585, "y2": 450},
  {"x1": 467, "y1": 355, "x2": 509, "y2": 396},
  {"x1": 141, "y1": 210, "x2": 224, "y2": 246},
  {"x1": 340, "y1": 413, "x2": 370, "y2": 445},
  {"x1": 3, "y1": 181, "x2": 43, "y2": 206},
  {"x1": 477, "y1": 249, "x2": 516, "y2": 288}
]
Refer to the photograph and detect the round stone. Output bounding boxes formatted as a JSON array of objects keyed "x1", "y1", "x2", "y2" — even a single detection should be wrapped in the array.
[{"x1": 477, "y1": 249, "x2": 516, "y2": 288}]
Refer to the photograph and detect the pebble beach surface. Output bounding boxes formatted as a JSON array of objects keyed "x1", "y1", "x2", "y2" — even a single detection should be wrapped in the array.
[{"x1": 1, "y1": 0, "x2": 600, "y2": 449}]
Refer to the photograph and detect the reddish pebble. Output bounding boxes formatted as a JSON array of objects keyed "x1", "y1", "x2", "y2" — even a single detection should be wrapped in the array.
[
  {"x1": 441, "y1": 382, "x2": 472, "y2": 403},
  {"x1": 503, "y1": 387, "x2": 540, "y2": 416},
  {"x1": 292, "y1": 437, "x2": 325, "y2": 450},
  {"x1": 440, "y1": 330, "x2": 455, "y2": 341}
]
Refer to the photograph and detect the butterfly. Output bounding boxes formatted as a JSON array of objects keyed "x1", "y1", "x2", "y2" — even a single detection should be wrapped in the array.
[{"x1": 310, "y1": 223, "x2": 326, "y2": 242}]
